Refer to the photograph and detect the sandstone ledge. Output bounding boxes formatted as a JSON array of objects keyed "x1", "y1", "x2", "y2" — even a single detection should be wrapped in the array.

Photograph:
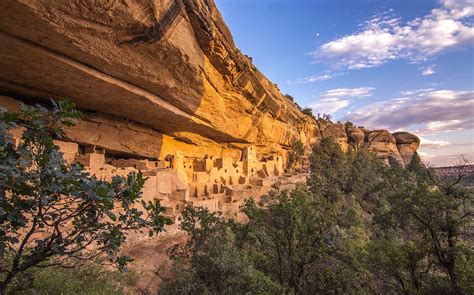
[{"x1": 0, "y1": 0, "x2": 419, "y2": 167}]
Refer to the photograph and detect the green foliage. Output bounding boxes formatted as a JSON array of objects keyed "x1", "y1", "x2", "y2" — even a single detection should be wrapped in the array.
[
  {"x1": 287, "y1": 140, "x2": 305, "y2": 169},
  {"x1": 170, "y1": 206, "x2": 225, "y2": 260},
  {"x1": 241, "y1": 187, "x2": 343, "y2": 293},
  {"x1": 345, "y1": 148, "x2": 389, "y2": 212},
  {"x1": 164, "y1": 184, "x2": 372, "y2": 293},
  {"x1": 371, "y1": 162, "x2": 473, "y2": 294},
  {"x1": 162, "y1": 137, "x2": 473, "y2": 293},
  {"x1": 308, "y1": 137, "x2": 473, "y2": 293},
  {"x1": 406, "y1": 152, "x2": 427, "y2": 176},
  {"x1": 4, "y1": 261, "x2": 133, "y2": 294},
  {"x1": 0, "y1": 100, "x2": 171, "y2": 292},
  {"x1": 292, "y1": 140, "x2": 305, "y2": 158},
  {"x1": 284, "y1": 94, "x2": 294, "y2": 102},
  {"x1": 301, "y1": 107, "x2": 315, "y2": 119},
  {"x1": 344, "y1": 121, "x2": 354, "y2": 130},
  {"x1": 308, "y1": 137, "x2": 348, "y2": 201},
  {"x1": 161, "y1": 206, "x2": 282, "y2": 294}
]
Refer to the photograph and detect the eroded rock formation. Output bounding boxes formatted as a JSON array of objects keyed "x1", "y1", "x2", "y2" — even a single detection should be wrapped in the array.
[
  {"x1": 0, "y1": 0, "x2": 313, "y2": 160},
  {"x1": 0, "y1": 0, "x2": 420, "y2": 216},
  {"x1": 393, "y1": 132, "x2": 421, "y2": 166}
]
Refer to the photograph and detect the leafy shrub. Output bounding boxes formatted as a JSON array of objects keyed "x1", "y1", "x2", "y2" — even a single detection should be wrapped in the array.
[
  {"x1": 161, "y1": 136, "x2": 473, "y2": 294},
  {"x1": 0, "y1": 100, "x2": 171, "y2": 292},
  {"x1": 284, "y1": 94, "x2": 294, "y2": 101},
  {"x1": 5, "y1": 262, "x2": 134, "y2": 294}
]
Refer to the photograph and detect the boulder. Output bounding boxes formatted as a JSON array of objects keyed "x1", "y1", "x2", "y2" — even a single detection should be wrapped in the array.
[
  {"x1": 321, "y1": 123, "x2": 348, "y2": 151},
  {"x1": 393, "y1": 132, "x2": 420, "y2": 166},
  {"x1": 347, "y1": 126, "x2": 365, "y2": 148},
  {"x1": 367, "y1": 130, "x2": 405, "y2": 167}
]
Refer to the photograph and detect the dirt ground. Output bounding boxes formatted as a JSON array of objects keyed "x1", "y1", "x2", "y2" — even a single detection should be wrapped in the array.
[{"x1": 121, "y1": 225, "x2": 187, "y2": 294}]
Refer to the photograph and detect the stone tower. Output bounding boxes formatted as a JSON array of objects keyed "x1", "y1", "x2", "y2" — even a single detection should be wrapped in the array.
[
  {"x1": 172, "y1": 151, "x2": 188, "y2": 184},
  {"x1": 242, "y1": 146, "x2": 256, "y2": 176}
]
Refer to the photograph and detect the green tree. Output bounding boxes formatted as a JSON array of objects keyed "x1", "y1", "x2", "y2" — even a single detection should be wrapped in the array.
[
  {"x1": 0, "y1": 100, "x2": 171, "y2": 293},
  {"x1": 161, "y1": 131, "x2": 473, "y2": 295},
  {"x1": 161, "y1": 206, "x2": 282, "y2": 294},
  {"x1": 345, "y1": 148, "x2": 389, "y2": 213},
  {"x1": 308, "y1": 137, "x2": 348, "y2": 201},
  {"x1": 308, "y1": 138, "x2": 384, "y2": 291},
  {"x1": 370, "y1": 158, "x2": 473, "y2": 294},
  {"x1": 344, "y1": 121, "x2": 354, "y2": 130},
  {"x1": 301, "y1": 107, "x2": 315, "y2": 119},
  {"x1": 287, "y1": 140, "x2": 305, "y2": 169},
  {"x1": 241, "y1": 187, "x2": 340, "y2": 293},
  {"x1": 406, "y1": 152, "x2": 427, "y2": 176},
  {"x1": 284, "y1": 94, "x2": 295, "y2": 102}
]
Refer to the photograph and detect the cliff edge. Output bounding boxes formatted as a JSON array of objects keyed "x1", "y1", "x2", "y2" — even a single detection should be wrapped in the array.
[{"x1": 0, "y1": 0, "x2": 418, "y2": 166}]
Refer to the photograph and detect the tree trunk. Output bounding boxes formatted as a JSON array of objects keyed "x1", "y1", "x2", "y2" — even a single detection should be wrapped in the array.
[
  {"x1": 447, "y1": 267, "x2": 462, "y2": 295},
  {"x1": 0, "y1": 284, "x2": 5, "y2": 295},
  {"x1": 0, "y1": 271, "x2": 15, "y2": 294}
]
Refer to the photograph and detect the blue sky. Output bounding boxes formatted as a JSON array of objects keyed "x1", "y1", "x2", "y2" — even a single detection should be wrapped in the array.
[{"x1": 215, "y1": 0, "x2": 474, "y2": 166}]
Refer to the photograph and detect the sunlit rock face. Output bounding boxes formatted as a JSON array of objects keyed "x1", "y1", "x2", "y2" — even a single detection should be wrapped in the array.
[
  {"x1": 367, "y1": 130, "x2": 405, "y2": 167},
  {"x1": 347, "y1": 126, "x2": 365, "y2": 149},
  {"x1": 0, "y1": 0, "x2": 314, "y2": 161},
  {"x1": 393, "y1": 132, "x2": 421, "y2": 166},
  {"x1": 321, "y1": 123, "x2": 349, "y2": 152},
  {"x1": 0, "y1": 0, "x2": 418, "y2": 166}
]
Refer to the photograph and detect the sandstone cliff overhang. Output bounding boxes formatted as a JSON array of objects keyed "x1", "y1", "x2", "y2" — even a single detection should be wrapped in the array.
[
  {"x1": 0, "y1": 0, "x2": 308, "y2": 153},
  {"x1": 0, "y1": 0, "x2": 419, "y2": 165}
]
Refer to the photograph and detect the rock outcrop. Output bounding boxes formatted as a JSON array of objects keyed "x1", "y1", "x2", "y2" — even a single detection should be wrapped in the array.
[
  {"x1": 367, "y1": 130, "x2": 405, "y2": 167},
  {"x1": 321, "y1": 123, "x2": 349, "y2": 152},
  {"x1": 346, "y1": 126, "x2": 365, "y2": 149},
  {"x1": 393, "y1": 132, "x2": 421, "y2": 166},
  {"x1": 0, "y1": 0, "x2": 419, "y2": 167},
  {"x1": 0, "y1": 0, "x2": 310, "y2": 161}
]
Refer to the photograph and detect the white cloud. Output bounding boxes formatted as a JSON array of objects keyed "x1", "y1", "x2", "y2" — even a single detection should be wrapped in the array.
[
  {"x1": 311, "y1": 99, "x2": 350, "y2": 114},
  {"x1": 312, "y1": 0, "x2": 474, "y2": 69},
  {"x1": 422, "y1": 65, "x2": 436, "y2": 76},
  {"x1": 400, "y1": 88, "x2": 434, "y2": 96},
  {"x1": 289, "y1": 72, "x2": 343, "y2": 84},
  {"x1": 426, "y1": 120, "x2": 464, "y2": 132},
  {"x1": 344, "y1": 89, "x2": 474, "y2": 133},
  {"x1": 310, "y1": 87, "x2": 374, "y2": 114},
  {"x1": 419, "y1": 136, "x2": 450, "y2": 148},
  {"x1": 441, "y1": 0, "x2": 474, "y2": 18},
  {"x1": 320, "y1": 87, "x2": 374, "y2": 98},
  {"x1": 418, "y1": 151, "x2": 429, "y2": 157}
]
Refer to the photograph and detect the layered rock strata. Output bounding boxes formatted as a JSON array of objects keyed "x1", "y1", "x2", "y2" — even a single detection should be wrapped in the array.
[
  {"x1": 0, "y1": 0, "x2": 420, "y2": 218},
  {"x1": 0, "y1": 0, "x2": 313, "y2": 160},
  {"x1": 393, "y1": 132, "x2": 421, "y2": 166}
]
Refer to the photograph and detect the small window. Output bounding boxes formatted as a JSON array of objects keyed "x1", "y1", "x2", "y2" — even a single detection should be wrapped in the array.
[{"x1": 225, "y1": 169, "x2": 227, "y2": 173}]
